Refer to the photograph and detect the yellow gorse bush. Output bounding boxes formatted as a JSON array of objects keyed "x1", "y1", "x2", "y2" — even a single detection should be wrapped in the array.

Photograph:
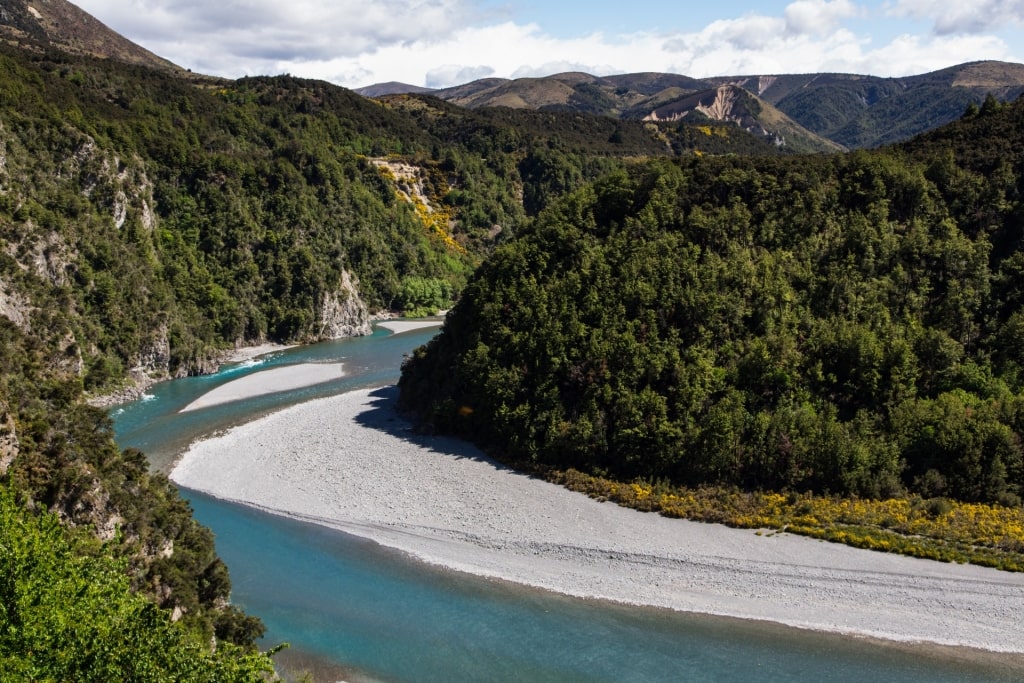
[
  {"x1": 552, "y1": 469, "x2": 1024, "y2": 571},
  {"x1": 375, "y1": 161, "x2": 466, "y2": 253}
]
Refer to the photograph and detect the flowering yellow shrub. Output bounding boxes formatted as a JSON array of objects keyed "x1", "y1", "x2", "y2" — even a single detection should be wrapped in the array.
[
  {"x1": 549, "y1": 469, "x2": 1024, "y2": 572},
  {"x1": 630, "y1": 483, "x2": 652, "y2": 499},
  {"x1": 409, "y1": 193, "x2": 465, "y2": 254},
  {"x1": 373, "y1": 160, "x2": 466, "y2": 253}
]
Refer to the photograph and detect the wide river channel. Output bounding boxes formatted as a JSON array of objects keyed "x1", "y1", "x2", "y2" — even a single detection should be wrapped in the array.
[{"x1": 111, "y1": 324, "x2": 1023, "y2": 682}]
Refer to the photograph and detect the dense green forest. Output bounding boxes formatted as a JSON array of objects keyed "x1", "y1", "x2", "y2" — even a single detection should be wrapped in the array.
[
  {"x1": 0, "y1": 315, "x2": 267, "y2": 658},
  {"x1": 1, "y1": 44, "x2": 774, "y2": 393},
  {"x1": 1, "y1": 40, "x2": 777, "y2": 677},
  {"x1": 0, "y1": 48, "x2": 482, "y2": 388},
  {"x1": 400, "y1": 95, "x2": 1024, "y2": 509},
  {"x1": 0, "y1": 488, "x2": 274, "y2": 681},
  {"x1": 2, "y1": 27, "x2": 1023, "y2": 676}
]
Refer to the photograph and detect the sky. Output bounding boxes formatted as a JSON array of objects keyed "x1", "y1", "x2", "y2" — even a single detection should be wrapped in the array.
[{"x1": 72, "y1": 0, "x2": 1024, "y2": 89}]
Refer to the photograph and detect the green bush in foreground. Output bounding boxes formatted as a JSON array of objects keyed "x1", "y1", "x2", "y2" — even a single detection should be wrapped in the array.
[{"x1": 0, "y1": 489, "x2": 277, "y2": 683}]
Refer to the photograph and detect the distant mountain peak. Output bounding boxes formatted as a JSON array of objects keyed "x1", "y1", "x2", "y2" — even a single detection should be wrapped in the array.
[
  {"x1": 0, "y1": 0, "x2": 183, "y2": 73},
  {"x1": 641, "y1": 84, "x2": 844, "y2": 154},
  {"x1": 361, "y1": 61, "x2": 1024, "y2": 150},
  {"x1": 355, "y1": 81, "x2": 437, "y2": 97}
]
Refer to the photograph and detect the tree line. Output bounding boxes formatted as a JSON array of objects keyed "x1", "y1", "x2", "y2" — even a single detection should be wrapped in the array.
[{"x1": 400, "y1": 96, "x2": 1024, "y2": 507}]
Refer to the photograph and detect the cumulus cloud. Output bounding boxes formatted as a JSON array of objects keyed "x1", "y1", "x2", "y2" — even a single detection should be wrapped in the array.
[
  {"x1": 699, "y1": 15, "x2": 786, "y2": 51},
  {"x1": 74, "y1": 0, "x2": 1023, "y2": 87},
  {"x1": 78, "y1": 0, "x2": 484, "y2": 73},
  {"x1": 426, "y1": 64, "x2": 495, "y2": 88},
  {"x1": 90, "y1": 0, "x2": 479, "y2": 45},
  {"x1": 785, "y1": 0, "x2": 859, "y2": 36},
  {"x1": 315, "y1": 23, "x2": 662, "y2": 88},
  {"x1": 889, "y1": 0, "x2": 1024, "y2": 35},
  {"x1": 855, "y1": 32, "x2": 1012, "y2": 73}
]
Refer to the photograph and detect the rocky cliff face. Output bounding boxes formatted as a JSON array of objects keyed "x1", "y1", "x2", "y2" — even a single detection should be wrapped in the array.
[
  {"x1": 0, "y1": 402, "x2": 17, "y2": 476},
  {"x1": 0, "y1": 280, "x2": 32, "y2": 330},
  {"x1": 87, "y1": 324, "x2": 173, "y2": 407},
  {"x1": 695, "y1": 85, "x2": 741, "y2": 122},
  {"x1": 318, "y1": 268, "x2": 372, "y2": 339}
]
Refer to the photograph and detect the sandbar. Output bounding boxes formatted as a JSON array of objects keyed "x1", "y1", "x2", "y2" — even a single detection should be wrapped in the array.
[
  {"x1": 375, "y1": 319, "x2": 444, "y2": 334},
  {"x1": 180, "y1": 363, "x2": 344, "y2": 412},
  {"x1": 222, "y1": 343, "x2": 296, "y2": 364},
  {"x1": 171, "y1": 386, "x2": 1024, "y2": 654}
]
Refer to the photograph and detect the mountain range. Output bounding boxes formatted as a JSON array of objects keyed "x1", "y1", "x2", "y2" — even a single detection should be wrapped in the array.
[
  {"x1": 359, "y1": 61, "x2": 1024, "y2": 150},
  {"x1": 3, "y1": 0, "x2": 1023, "y2": 151}
]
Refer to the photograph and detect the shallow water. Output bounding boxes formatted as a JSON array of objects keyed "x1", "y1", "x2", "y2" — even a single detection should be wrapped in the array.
[
  {"x1": 112, "y1": 324, "x2": 1024, "y2": 682},
  {"x1": 112, "y1": 325, "x2": 440, "y2": 472}
]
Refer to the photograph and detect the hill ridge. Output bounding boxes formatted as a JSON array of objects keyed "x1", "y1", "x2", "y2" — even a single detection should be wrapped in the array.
[
  {"x1": 0, "y1": 0, "x2": 183, "y2": 72},
  {"x1": 360, "y1": 61, "x2": 1024, "y2": 149}
]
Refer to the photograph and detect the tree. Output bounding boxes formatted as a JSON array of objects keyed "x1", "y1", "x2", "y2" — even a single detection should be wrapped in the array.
[{"x1": 0, "y1": 489, "x2": 277, "y2": 682}]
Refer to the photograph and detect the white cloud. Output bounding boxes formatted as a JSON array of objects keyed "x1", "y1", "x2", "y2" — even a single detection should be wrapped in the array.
[
  {"x1": 889, "y1": 0, "x2": 1024, "y2": 35},
  {"x1": 853, "y1": 32, "x2": 1013, "y2": 73},
  {"x1": 426, "y1": 64, "x2": 495, "y2": 88},
  {"x1": 74, "y1": 1, "x2": 1024, "y2": 88},
  {"x1": 701, "y1": 15, "x2": 787, "y2": 51},
  {"x1": 310, "y1": 23, "x2": 665, "y2": 88},
  {"x1": 79, "y1": 0, "x2": 483, "y2": 72},
  {"x1": 785, "y1": 0, "x2": 859, "y2": 36}
]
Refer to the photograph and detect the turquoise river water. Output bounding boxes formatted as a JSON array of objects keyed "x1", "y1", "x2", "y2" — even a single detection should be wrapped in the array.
[{"x1": 111, "y1": 325, "x2": 1024, "y2": 682}]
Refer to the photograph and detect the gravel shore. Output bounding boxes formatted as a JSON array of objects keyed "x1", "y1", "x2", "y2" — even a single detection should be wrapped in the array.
[
  {"x1": 171, "y1": 385, "x2": 1024, "y2": 653},
  {"x1": 180, "y1": 363, "x2": 344, "y2": 412}
]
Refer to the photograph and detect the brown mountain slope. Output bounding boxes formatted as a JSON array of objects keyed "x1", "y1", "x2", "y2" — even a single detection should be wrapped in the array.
[
  {"x1": 0, "y1": 0, "x2": 182, "y2": 72},
  {"x1": 361, "y1": 61, "x2": 1024, "y2": 149},
  {"x1": 437, "y1": 73, "x2": 596, "y2": 110},
  {"x1": 705, "y1": 61, "x2": 1024, "y2": 147},
  {"x1": 357, "y1": 81, "x2": 436, "y2": 97},
  {"x1": 643, "y1": 84, "x2": 845, "y2": 154}
]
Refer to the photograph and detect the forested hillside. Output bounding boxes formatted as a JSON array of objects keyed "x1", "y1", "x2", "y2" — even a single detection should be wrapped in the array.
[
  {"x1": 0, "y1": 487, "x2": 274, "y2": 681},
  {"x1": 0, "y1": 47, "x2": 483, "y2": 392},
  {"x1": 3, "y1": 5, "x2": 1023, "y2": 672},
  {"x1": 0, "y1": 38, "x2": 713, "y2": 676},
  {"x1": 400, "y1": 97, "x2": 1024, "y2": 513}
]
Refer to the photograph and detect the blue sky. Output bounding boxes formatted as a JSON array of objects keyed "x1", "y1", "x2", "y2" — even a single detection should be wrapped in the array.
[{"x1": 73, "y1": 0, "x2": 1024, "y2": 88}]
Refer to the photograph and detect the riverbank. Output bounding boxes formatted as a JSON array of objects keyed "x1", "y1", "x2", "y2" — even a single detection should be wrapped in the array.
[
  {"x1": 88, "y1": 318, "x2": 439, "y2": 409},
  {"x1": 374, "y1": 318, "x2": 444, "y2": 334},
  {"x1": 179, "y1": 363, "x2": 344, "y2": 412},
  {"x1": 170, "y1": 385, "x2": 1024, "y2": 655},
  {"x1": 177, "y1": 320, "x2": 439, "y2": 411},
  {"x1": 86, "y1": 342, "x2": 298, "y2": 409}
]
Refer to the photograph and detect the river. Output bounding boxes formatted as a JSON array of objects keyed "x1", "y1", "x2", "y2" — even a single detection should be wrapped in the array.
[{"x1": 111, "y1": 324, "x2": 1023, "y2": 682}]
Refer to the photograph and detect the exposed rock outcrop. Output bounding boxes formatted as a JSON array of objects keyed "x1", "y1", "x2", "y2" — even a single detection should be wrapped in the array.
[
  {"x1": 71, "y1": 136, "x2": 156, "y2": 233},
  {"x1": 132, "y1": 323, "x2": 172, "y2": 379},
  {"x1": 695, "y1": 85, "x2": 740, "y2": 122},
  {"x1": 370, "y1": 159, "x2": 433, "y2": 208},
  {"x1": 86, "y1": 325, "x2": 172, "y2": 407},
  {"x1": 0, "y1": 278, "x2": 32, "y2": 330},
  {"x1": 88, "y1": 271, "x2": 372, "y2": 407},
  {"x1": 55, "y1": 476, "x2": 124, "y2": 543},
  {"x1": 319, "y1": 269, "x2": 372, "y2": 339},
  {"x1": 0, "y1": 402, "x2": 18, "y2": 476}
]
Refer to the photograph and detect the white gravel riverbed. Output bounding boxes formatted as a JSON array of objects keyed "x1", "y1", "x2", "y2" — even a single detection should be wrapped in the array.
[{"x1": 171, "y1": 384, "x2": 1024, "y2": 654}]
